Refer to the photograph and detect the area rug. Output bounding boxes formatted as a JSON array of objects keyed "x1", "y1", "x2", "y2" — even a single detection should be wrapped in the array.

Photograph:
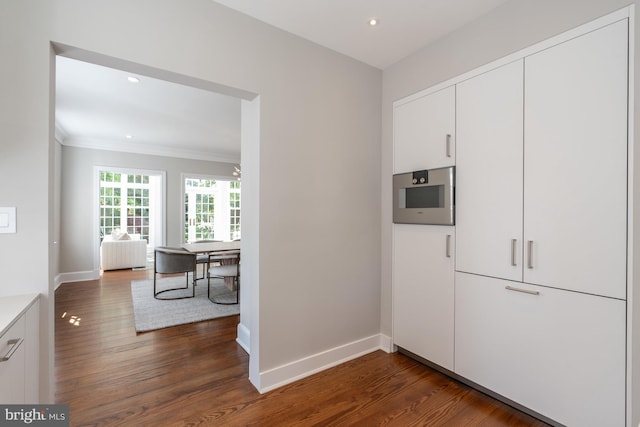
[{"x1": 131, "y1": 276, "x2": 239, "y2": 332}]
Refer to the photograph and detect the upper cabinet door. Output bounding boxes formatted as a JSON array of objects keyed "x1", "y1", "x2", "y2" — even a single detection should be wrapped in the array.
[
  {"x1": 455, "y1": 60, "x2": 524, "y2": 282},
  {"x1": 393, "y1": 85, "x2": 455, "y2": 173},
  {"x1": 523, "y1": 20, "x2": 628, "y2": 299}
]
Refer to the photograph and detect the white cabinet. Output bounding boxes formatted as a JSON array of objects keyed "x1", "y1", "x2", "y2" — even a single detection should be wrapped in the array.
[
  {"x1": 0, "y1": 314, "x2": 26, "y2": 403},
  {"x1": 455, "y1": 272, "x2": 626, "y2": 427},
  {"x1": 393, "y1": 85, "x2": 455, "y2": 173},
  {"x1": 0, "y1": 294, "x2": 39, "y2": 404},
  {"x1": 393, "y1": 13, "x2": 630, "y2": 427},
  {"x1": 456, "y1": 20, "x2": 628, "y2": 299},
  {"x1": 523, "y1": 19, "x2": 628, "y2": 299},
  {"x1": 393, "y1": 224, "x2": 454, "y2": 370},
  {"x1": 456, "y1": 60, "x2": 524, "y2": 282}
]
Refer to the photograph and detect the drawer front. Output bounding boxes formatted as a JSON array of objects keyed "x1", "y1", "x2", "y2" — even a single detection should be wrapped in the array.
[
  {"x1": 0, "y1": 315, "x2": 26, "y2": 403},
  {"x1": 455, "y1": 272, "x2": 625, "y2": 426}
]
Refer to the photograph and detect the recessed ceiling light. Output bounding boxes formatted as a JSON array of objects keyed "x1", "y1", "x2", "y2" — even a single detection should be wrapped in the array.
[
  {"x1": 368, "y1": 18, "x2": 379, "y2": 27},
  {"x1": 127, "y1": 76, "x2": 140, "y2": 83},
  {"x1": 125, "y1": 134, "x2": 133, "y2": 139}
]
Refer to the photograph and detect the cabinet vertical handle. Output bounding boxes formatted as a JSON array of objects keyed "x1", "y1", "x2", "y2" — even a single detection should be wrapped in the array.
[
  {"x1": 511, "y1": 239, "x2": 517, "y2": 266},
  {"x1": 446, "y1": 134, "x2": 452, "y2": 157},
  {"x1": 446, "y1": 234, "x2": 451, "y2": 258},
  {"x1": 527, "y1": 240, "x2": 534, "y2": 269},
  {"x1": 0, "y1": 338, "x2": 24, "y2": 362}
]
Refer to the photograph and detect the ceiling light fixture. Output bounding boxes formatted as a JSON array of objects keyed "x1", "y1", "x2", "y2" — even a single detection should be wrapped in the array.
[
  {"x1": 125, "y1": 134, "x2": 133, "y2": 139},
  {"x1": 127, "y1": 76, "x2": 140, "y2": 83},
  {"x1": 368, "y1": 18, "x2": 379, "y2": 27}
]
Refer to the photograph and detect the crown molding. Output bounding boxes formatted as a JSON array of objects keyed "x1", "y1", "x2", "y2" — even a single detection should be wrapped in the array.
[
  {"x1": 59, "y1": 136, "x2": 240, "y2": 164},
  {"x1": 54, "y1": 122, "x2": 69, "y2": 143}
]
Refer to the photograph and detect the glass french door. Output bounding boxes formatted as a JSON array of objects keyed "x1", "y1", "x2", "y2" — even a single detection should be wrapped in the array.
[
  {"x1": 184, "y1": 176, "x2": 240, "y2": 243},
  {"x1": 99, "y1": 169, "x2": 163, "y2": 247}
]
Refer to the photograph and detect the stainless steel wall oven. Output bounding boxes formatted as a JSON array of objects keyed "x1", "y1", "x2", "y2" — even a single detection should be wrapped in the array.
[{"x1": 393, "y1": 166, "x2": 455, "y2": 225}]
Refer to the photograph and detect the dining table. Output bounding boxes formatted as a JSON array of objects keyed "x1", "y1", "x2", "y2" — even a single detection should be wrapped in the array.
[
  {"x1": 182, "y1": 240, "x2": 241, "y2": 289},
  {"x1": 182, "y1": 240, "x2": 241, "y2": 254}
]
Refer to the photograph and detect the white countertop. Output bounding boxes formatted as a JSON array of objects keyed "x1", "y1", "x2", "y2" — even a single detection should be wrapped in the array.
[{"x1": 0, "y1": 293, "x2": 39, "y2": 337}]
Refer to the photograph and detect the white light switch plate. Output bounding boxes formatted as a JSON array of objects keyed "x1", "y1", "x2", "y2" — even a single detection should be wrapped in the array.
[{"x1": 0, "y1": 207, "x2": 16, "y2": 234}]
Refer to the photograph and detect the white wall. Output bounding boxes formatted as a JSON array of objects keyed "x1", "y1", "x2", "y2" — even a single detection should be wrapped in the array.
[
  {"x1": 0, "y1": 0, "x2": 54, "y2": 402},
  {"x1": 381, "y1": 0, "x2": 640, "y2": 424},
  {"x1": 1, "y1": 0, "x2": 382, "y2": 401}
]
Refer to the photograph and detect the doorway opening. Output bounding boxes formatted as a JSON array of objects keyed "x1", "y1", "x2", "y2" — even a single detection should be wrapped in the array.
[{"x1": 52, "y1": 44, "x2": 261, "y2": 399}]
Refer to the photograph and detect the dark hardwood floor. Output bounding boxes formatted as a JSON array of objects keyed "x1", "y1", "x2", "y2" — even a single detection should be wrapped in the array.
[{"x1": 55, "y1": 268, "x2": 549, "y2": 426}]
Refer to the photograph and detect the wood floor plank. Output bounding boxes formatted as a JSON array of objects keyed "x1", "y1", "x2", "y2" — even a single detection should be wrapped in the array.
[{"x1": 55, "y1": 269, "x2": 549, "y2": 426}]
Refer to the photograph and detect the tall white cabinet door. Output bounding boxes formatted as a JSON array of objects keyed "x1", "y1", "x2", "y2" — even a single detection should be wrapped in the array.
[
  {"x1": 393, "y1": 224, "x2": 454, "y2": 370},
  {"x1": 523, "y1": 20, "x2": 628, "y2": 299},
  {"x1": 455, "y1": 272, "x2": 626, "y2": 427},
  {"x1": 456, "y1": 60, "x2": 524, "y2": 281},
  {"x1": 393, "y1": 85, "x2": 455, "y2": 173}
]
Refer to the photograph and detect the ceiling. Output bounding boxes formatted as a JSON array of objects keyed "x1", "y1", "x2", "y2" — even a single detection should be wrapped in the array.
[
  {"x1": 55, "y1": 56, "x2": 242, "y2": 163},
  {"x1": 212, "y1": 0, "x2": 512, "y2": 69},
  {"x1": 55, "y1": 0, "x2": 511, "y2": 163}
]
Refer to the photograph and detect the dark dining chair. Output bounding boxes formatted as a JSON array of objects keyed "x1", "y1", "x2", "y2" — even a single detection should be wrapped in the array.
[
  {"x1": 153, "y1": 247, "x2": 197, "y2": 300},
  {"x1": 192, "y1": 240, "x2": 221, "y2": 280}
]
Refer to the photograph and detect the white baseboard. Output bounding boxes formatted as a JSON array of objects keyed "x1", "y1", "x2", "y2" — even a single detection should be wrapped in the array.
[
  {"x1": 236, "y1": 322, "x2": 250, "y2": 354},
  {"x1": 55, "y1": 270, "x2": 101, "y2": 289},
  {"x1": 54, "y1": 274, "x2": 63, "y2": 290},
  {"x1": 378, "y1": 333, "x2": 393, "y2": 353},
  {"x1": 258, "y1": 333, "x2": 391, "y2": 394}
]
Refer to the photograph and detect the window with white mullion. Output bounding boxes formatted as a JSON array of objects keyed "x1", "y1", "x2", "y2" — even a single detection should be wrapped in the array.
[
  {"x1": 229, "y1": 181, "x2": 241, "y2": 240},
  {"x1": 185, "y1": 182, "x2": 216, "y2": 242},
  {"x1": 183, "y1": 177, "x2": 240, "y2": 242},
  {"x1": 99, "y1": 171, "x2": 153, "y2": 242}
]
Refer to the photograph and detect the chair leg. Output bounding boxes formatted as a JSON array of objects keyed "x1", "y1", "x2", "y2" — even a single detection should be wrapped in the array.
[
  {"x1": 154, "y1": 271, "x2": 196, "y2": 300},
  {"x1": 195, "y1": 262, "x2": 207, "y2": 281},
  {"x1": 208, "y1": 276, "x2": 238, "y2": 305}
]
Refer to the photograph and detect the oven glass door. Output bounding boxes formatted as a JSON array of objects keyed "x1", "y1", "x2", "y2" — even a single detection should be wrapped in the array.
[{"x1": 403, "y1": 185, "x2": 445, "y2": 209}]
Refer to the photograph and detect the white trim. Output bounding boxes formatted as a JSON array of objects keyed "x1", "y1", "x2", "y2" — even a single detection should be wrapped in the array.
[
  {"x1": 182, "y1": 172, "x2": 237, "y2": 182},
  {"x1": 258, "y1": 334, "x2": 389, "y2": 394},
  {"x1": 54, "y1": 122, "x2": 67, "y2": 143},
  {"x1": 627, "y1": 6, "x2": 636, "y2": 427},
  {"x1": 56, "y1": 270, "x2": 101, "y2": 287},
  {"x1": 393, "y1": 6, "x2": 632, "y2": 107},
  {"x1": 62, "y1": 136, "x2": 240, "y2": 164},
  {"x1": 236, "y1": 322, "x2": 250, "y2": 354},
  {"x1": 93, "y1": 168, "x2": 100, "y2": 275},
  {"x1": 378, "y1": 334, "x2": 394, "y2": 353}
]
